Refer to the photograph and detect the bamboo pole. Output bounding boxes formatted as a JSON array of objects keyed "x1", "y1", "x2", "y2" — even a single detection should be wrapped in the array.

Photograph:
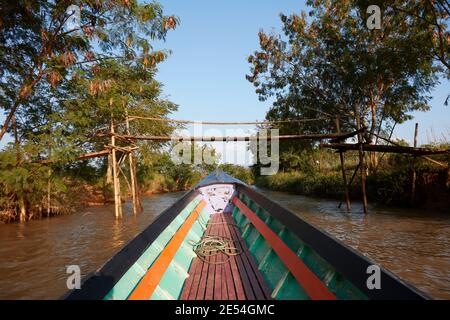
[
  {"x1": 356, "y1": 114, "x2": 368, "y2": 214},
  {"x1": 421, "y1": 155, "x2": 448, "y2": 168},
  {"x1": 111, "y1": 118, "x2": 122, "y2": 219},
  {"x1": 13, "y1": 115, "x2": 26, "y2": 223},
  {"x1": 125, "y1": 111, "x2": 142, "y2": 215},
  {"x1": 335, "y1": 117, "x2": 351, "y2": 211},
  {"x1": 118, "y1": 163, "x2": 132, "y2": 195},
  {"x1": 115, "y1": 129, "x2": 363, "y2": 142},
  {"x1": 47, "y1": 165, "x2": 51, "y2": 218},
  {"x1": 411, "y1": 123, "x2": 418, "y2": 206},
  {"x1": 320, "y1": 143, "x2": 448, "y2": 156},
  {"x1": 338, "y1": 163, "x2": 361, "y2": 209}
]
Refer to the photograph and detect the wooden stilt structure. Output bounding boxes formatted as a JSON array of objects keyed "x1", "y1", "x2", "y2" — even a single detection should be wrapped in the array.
[
  {"x1": 44, "y1": 112, "x2": 446, "y2": 220},
  {"x1": 320, "y1": 143, "x2": 448, "y2": 156},
  {"x1": 335, "y1": 117, "x2": 351, "y2": 211},
  {"x1": 125, "y1": 111, "x2": 142, "y2": 215},
  {"x1": 47, "y1": 139, "x2": 52, "y2": 218},
  {"x1": 356, "y1": 115, "x2": 368, "y2": 214},
  {"x1": 410, "y1": 123, "x2": 418, "y2": 206},
  {"x1": 110, "y1": 118, "x2": 122, "y2": 219},
  {"x1": 338, "y1": 163, "x2": 361, "y2": 209},
  {"x1": 47, "y1": 167, "x2": 51, "y2": 217},
  {"x1": 13, "y1": 115, "x2": 26, "y2": 223}
]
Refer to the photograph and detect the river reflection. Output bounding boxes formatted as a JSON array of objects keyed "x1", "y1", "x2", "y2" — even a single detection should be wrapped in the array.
[
  {"x1": 0, "y1": 190, "x2": 448, "y2": 299},
  {"x1": 0, "y1": 192, "x2": 184, "y2": 300}
]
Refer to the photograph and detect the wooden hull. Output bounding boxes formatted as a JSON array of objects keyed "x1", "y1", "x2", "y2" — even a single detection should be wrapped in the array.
[{"x1": 63, "y1": 172, "x2": 428, "y2": 300}]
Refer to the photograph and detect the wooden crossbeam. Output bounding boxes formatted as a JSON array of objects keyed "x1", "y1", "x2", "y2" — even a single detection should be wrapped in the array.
[
  {"x1": 37, "y1": 149, "x2": 111, "y2": 164},
  {"x1": 321, "y1": 143, "x2": 450, "y2": 156},
  {"x1": 117, "y1": 130, "x2": 361, "y2": 142}
]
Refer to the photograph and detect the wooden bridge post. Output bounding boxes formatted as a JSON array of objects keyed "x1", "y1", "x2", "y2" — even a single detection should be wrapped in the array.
[
  {"x1": 335, "y1": 116, "x2": 351, "y2": 211},
  {"x1": 125, "y1": 111, "x2": 142, "y2": 215},
  {"x1": 110, "y1": 118, "x2": 122, "y2": 219},
  {"x1": 410, "y1": 123, "x2": 418, "y2": 206},
  {"x1": 356, "y1": 113, "x2": 368, "y2": 214}
]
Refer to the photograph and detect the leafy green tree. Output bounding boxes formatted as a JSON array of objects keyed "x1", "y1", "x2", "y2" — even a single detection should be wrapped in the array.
[
  {"x1": 390, "y1": 0, "x2": 449, "y2": 73},
  {"x1": 0, "y1": 1, "x2": 179, "y2": 222},
  {"x1": 0, "y1": 0, "x2": 178, "y2": 141},
  {"x1": 247, "y1": 0, "x2": 440, "y2": 171}
]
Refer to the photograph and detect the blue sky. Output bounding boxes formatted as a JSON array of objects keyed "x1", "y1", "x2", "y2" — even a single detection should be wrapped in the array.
[{"x1": 1, "y1": 0, "x2": 448, "y2": 164}]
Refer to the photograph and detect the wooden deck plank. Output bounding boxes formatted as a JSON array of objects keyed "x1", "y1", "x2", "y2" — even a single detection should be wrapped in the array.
[
  {"x1": 179, "y1": 258, "x2": 199, "y2": 299},
  {"x1": 189, "y1": 216, "x2": 214, "y2": 300},
  {"x1": 217, "y1": 214, "x2": 230, "y2": 300},
  {"x1": 185, "y1": 248, "x2": 203, "y2": 299},
  {"x1": 224, "y1": 213, "x2": 272, "y2": 299},
  {"x1": 224, "y1": 213, "x2": 264, "y2": 300},
  {"x1": 220, "y1": 214, "x2": 256, "y2": 300},
  {"x1": 195, "y1": 256, "x2": 210, "y2": 299},
  {"x1": 220, "y1": 214, "x2": 246, "y2": 300},
  {"x1": 205, "y1": 214, "x2": 217, "y2": 300},
  {"x1": 213, "y1": 215, "x2": 224, "y2": 300},
  {"x1": 218, "y1": 216, "x2": 230, "y2": 300},
  {"x1": 180, "y1": 211, "x2": 270, "y2": 300}
]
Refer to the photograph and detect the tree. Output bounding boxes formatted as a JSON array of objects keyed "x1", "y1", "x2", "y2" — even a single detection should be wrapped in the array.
[
  {"x1": 390, "y1": 0, "x2": 449, "y2": 104},
  {"x1": 0, "y1": 0, "x2": 178, "y2": 141},
  {"x1": 247, "y1": 0, "x2": 439, "y2": 171},
  {"x1": 0, "y1": 1, "x2": 179, "y2": 222},
  {"x1": 391, "y1": 0, "x2": 449, "y2": 73}
]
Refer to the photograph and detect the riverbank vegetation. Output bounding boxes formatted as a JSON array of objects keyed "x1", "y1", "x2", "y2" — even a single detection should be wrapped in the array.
[
  {"x1": 248, "y1": 1, "x2": 449, "y2": 211},
  {"x1": 254, "y1": 143, "x2": 450, "y2": 210},
  {"x1": 0, "y1": 1, "x2": 181, "y2": 222},
  {"x1": 1, "y1": 1, "x2": 449, "y2": 222},
  {"x1": 0, "y1": 1, "x2": 256, "y2": 223}
]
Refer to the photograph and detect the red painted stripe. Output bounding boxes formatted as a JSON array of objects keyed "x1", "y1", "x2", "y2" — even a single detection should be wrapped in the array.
[{"x1": 232, "y1": 197, "x2": 336, "y2": 300}]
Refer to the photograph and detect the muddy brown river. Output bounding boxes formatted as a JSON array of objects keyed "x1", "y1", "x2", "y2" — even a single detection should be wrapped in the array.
[{"x1": 0, "y1": 189, "x2": 448, "y2": 299}]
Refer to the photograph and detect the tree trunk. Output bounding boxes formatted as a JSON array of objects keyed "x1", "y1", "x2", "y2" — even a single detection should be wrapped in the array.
[
  {"x1": 411, "y1": 123, "x2": 418, "y2": 206},
  {"x1": 335, "y1": 116, "x2": 351, "y2": 211},
  {"x1": 19, "y1": 197, "x2": 26, "y2": 223},
  {"x1": 368, "y1": 102, "x2": 378, "y2": 173},
  {"x1": 0, "y1": 66, "x2": 44, "y2": 142},
  {"x1": 356, "y1": 108, "x2": 368, "y2": 214}
]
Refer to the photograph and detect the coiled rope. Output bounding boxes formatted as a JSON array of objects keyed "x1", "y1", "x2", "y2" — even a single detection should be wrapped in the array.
[{"x1": 189, "y1": 235, "x2": 242, "y2": 265}]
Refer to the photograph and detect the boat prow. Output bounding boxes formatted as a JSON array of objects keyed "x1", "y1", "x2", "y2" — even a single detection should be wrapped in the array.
[{"x1": 63, "y1": 171, "x2": 429, "y2": 300}]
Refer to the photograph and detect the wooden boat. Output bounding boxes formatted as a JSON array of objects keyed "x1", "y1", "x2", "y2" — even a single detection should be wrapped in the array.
[{"x1": 63, "y1": 171, "x2": 428, "y2": 300}]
